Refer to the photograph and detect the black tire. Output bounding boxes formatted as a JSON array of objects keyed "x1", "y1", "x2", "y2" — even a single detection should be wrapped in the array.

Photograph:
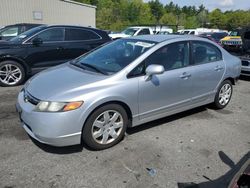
[
  {"x1": 82, "y1": 104, "x2": 128, "y2": 150},
  {"x1": 0, "y1": 60, "x2": 25, "y2": 87},
  {"x1": 213, "y1": 80, "x2": 233, "y2": 109}
]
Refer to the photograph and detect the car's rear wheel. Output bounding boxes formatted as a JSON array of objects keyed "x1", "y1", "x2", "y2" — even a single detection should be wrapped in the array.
[
  {"x1": 0, "y1": 61, "x2": 25, "y2": 87},
  {"x1": 82, "y1": 104, "x2": 128, "y2": 150},
  {"x1": 213, "y1": 80, "x2": 233, "y2": 109}
]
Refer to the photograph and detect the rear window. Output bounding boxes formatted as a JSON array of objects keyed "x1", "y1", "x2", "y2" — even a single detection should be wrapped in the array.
[{"x1": 65, "y1": 28, "x2": 101, "y2": 41}]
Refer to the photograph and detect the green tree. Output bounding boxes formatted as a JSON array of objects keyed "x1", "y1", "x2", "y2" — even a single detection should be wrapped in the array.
[
  {"x1": 148, "y1": 0, "x2": 164, "y2": 23},
  {"x1": 209, "y1": 9, "x2": 226, "y2": 28}
]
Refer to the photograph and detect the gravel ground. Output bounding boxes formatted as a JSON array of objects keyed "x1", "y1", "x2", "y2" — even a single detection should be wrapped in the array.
[{"x1": 0, "y1": 78, "x2": 249, "y2": 188}]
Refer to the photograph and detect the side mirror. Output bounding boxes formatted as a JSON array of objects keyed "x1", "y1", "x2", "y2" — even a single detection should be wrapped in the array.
[
  {"x1": 32, "y1": 38, "x2": 43, "y2": 46},
  {"x1": 145, "y1": 64, "x2": 164, "y2": 80}
]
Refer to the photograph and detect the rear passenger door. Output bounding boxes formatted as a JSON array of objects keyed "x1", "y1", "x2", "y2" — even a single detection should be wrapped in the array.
[
  {"x1": 63, "y1": 28, "x2": 104, "y2": 61},
  {"x1": 190, "y1": 41, "x2": 225, "y2": 103}
]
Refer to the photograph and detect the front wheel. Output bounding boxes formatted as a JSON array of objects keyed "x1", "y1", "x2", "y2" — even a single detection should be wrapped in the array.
[
  {"x1": 0, "y1": 61, "x2": 25, "y2": 87},
  {"x1": 82, "y1": 104, "x2": 128, "y2": 150},
  {"x1": 213, "y1": 80, "x2": 233, "y2": 109}
]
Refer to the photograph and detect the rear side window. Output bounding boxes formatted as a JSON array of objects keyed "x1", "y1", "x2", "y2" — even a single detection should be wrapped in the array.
[
  {"x1": 65, "y1": 28, "x2": 101, "y2": 41},
  {"x1": 192, "y1": 41, "x2": 222, "y2": 65}
]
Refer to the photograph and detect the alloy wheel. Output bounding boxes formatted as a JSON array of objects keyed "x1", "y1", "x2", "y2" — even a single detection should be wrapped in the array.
[
  {"x1": 91, "y1": 110, "x2": 124, "y2": 145},
  {"x1": 218, "y1": 83, "x2": 232, "y2": 106},
  {"x1": 0, "y1": 64, "x2": 22, "y2": 85}
]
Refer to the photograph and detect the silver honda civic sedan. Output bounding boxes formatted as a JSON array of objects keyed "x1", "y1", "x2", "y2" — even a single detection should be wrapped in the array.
[{"x1": 16, "y1": 35, "x2": 241, "y2": 150}]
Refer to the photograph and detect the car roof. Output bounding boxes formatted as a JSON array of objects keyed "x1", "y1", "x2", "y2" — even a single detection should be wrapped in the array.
[
  {"x1": 130, "y1": 34, "x2": 198, "y2": 43},
  {"x1": 2, "y1": 23, "x2": 43, "y2": 28},
  {"x1": 45, "y1": 25, "x2": 104, "y2": 32}
]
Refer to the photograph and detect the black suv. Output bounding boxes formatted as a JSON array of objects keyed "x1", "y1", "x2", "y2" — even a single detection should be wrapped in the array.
[
  {"x1": 0, "y1": 23, "x2": 42, "y2": 41},
  {"x1": 0, "y1": 25, "x2": 111, "y2": 86}
]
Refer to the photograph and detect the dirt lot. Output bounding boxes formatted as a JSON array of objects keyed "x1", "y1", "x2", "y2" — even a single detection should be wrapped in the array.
[{"x1": 0, "y1": 78, "x2": 249, "y2": 188}]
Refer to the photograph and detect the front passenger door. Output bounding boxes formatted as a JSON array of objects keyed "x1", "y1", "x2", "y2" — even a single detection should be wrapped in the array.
[
  {"x1": 25, "y1": 27, "x2": 67, "y2": 69},
  {"x1": 136, "y1": 41, "x2": 193, "y2": 120}
]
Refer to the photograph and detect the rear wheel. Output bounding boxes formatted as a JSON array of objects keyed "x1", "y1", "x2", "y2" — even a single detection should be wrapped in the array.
[
  {"x1": 213, "y1": 80, "x2": 233, "y2": 109},
  {"x1": 0, "y1": 61, "x2": 25, "y2": 87},
  {"x1": 82, "y1": 104, "x2": 128, "y2": 150}
]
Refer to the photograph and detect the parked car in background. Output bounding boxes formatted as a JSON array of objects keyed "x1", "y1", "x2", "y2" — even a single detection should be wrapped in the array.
[
  {"x1": 199, "y1": 32, "x2": 228, "y2": 44},
  {"x1": 0, "y1": 23, "x2": 42, "y2": 41},
  {"x1": 219, "y1": 27, "x2": 250, "y2": 76},
  {"x1": 16, "y1": 35, "x2": 241, "y2": 150},
  {"x1": 109, "y1": 26, "x2": 173, "y2": 40},
  {"x1": 0, "y1": 25, "x2": 111, "y2": 86},
  {"x1": 157, "y1": 31, "x2": 170, "y2": 35},
  {"x1": 220, "y1": 29, "x2": 243, "y2": 52},
  {"x1": 179, "y1": 28, "x2": 228, "y2": 36}
]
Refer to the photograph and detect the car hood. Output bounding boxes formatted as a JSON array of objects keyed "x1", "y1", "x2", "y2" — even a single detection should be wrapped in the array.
[{"x1": 26, "y1": 63, "x2": 111, "y2": 101}]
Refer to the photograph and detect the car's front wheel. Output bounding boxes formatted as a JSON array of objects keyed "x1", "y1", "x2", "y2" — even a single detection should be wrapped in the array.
[
  {"x1": 213, "y1": 80, "x2": 233, "y2": 109},
  {"x1": 82, "y1": 104, "x2": 128, "y2": 150},
  {"x1": 0, "y1": 60, "x2": 25, "y2": 87}
]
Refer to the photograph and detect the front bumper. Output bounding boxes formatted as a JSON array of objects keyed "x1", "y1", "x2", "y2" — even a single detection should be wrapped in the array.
[{"x1": 16, "y1": 91, "x2": 83, "y2": 147}]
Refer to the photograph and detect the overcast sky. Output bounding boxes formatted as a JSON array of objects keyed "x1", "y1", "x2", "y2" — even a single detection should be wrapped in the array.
[{"x1": 146, "y1": 0, "x2": 250, "y2": 11}]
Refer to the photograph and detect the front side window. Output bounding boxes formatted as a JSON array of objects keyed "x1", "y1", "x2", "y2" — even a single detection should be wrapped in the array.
[
  {"x1": 65, "y1": 28, "x2": 100, "y2": 41},
  {"x1": 32, "y1": 28, "x2": 64, "y2": 42},
  {"x1": 128, "y1": 42, "x2": 189, "y2": 77},
  {"x1": 71, "y1": 39, "x2": 156, "y2": 75},
  {"x1": 138, "y1": 29, "x2": 150, "y2": 35},
  {"x1": 192, "y1": 41, "x2": 222, "y2": 65}
]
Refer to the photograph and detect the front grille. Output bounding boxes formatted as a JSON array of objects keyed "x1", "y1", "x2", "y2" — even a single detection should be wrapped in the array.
[
  {"x1": 23, "y1": 90, "x2": 40, "y2": 105},
  {"x1": 242, "y1": 61, "x2": 249, "y2": 66},
  {"x1": 222, "y1": 41, "x2": 242, "y2": 45}
]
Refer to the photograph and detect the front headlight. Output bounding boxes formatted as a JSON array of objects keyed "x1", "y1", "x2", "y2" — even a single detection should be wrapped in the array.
[{"x1": 35, "y1": 101, "x2": 83, "y2": 112}]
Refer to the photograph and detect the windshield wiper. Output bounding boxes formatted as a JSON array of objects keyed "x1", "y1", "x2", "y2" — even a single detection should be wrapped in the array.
[{"x1": 81, "y1": 63, "x2": 108, "y2": 75}]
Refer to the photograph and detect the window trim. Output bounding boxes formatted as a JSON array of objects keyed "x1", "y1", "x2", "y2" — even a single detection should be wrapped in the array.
[
  {"x1": 190, "y1": 40, "x2": 223, "y2": 65},
  {"x1": 23, "y1": 27, "x2": 103, "y2": 44},
  {"x1": 23, "y1": 27, "x2": 66, "y2": 44}
]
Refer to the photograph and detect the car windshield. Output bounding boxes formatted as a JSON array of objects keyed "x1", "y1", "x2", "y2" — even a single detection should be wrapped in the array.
[
  {"x1": 122, "y1": 28, "x2": 139, "y2": 36},
  {"x1": 10, "y1": 25, "x2": 46, "y2": 42},
  {"x1": 71, "y1": 39, "x2": 156, "y2": 75}
]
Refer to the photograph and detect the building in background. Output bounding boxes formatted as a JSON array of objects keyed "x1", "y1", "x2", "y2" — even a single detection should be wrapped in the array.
[{"x1": 0, "y1": 0, "x2": 96, "y2": 27}]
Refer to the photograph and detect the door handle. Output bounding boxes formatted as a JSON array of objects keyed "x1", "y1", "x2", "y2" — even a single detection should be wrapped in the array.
[
  {"x1": 180, "y1": 72, "x2": 191, "y2": 79},
  {"x1": 214, "y1": 66, "x2": 223, "y2": 71}
]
